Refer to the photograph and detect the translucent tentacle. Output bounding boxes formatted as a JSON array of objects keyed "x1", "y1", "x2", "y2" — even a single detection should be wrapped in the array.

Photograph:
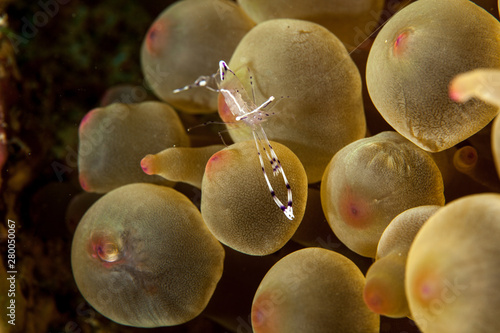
[{"x1": 449, "y1": 68, "x2": 500, "y2": 107}]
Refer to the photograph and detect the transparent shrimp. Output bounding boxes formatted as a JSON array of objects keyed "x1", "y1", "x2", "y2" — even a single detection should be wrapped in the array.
[{"x1": 174, "y1": 60, "x2": 294, "y2": 220}]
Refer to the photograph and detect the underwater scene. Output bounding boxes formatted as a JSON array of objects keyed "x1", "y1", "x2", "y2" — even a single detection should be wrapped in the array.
[{"x1": 1, "y1": 0, "x2": 500, "y2": 332}]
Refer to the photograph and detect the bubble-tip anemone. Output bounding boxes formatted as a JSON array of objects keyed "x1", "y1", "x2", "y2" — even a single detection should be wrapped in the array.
[
  {"x1": 321, "y1": 131, "x2": 445, "y2": 257},
  {"x1": 367, "y1": 0, "x2": 500, "y2": 152},
  {"x1": 236, "y1": 0, "x2": 385, "y2": 50},
  {"x1": 363, "y1": 205, "x2": 440, "y2": 318},
  {"x1": 78, "y1": 101, "x2": 189, "y2": 193},
  {"x1": 140, "y1": 0, "x2": 255, "y2": 114},
  {"x1": 201, "y1": 140, "x2": 308, "y2": 255},
  {"x1": 225, "y1": 18, "x2": 366, "y2": 183},
  {"x1": 141, "y1": 145, "x2": 224, "y2": 189},
  {"x1": 252, "y1": 247, "x2": 379, "y2": 332},
  {"x1": 406, "y1": 193, "x2": 500, "y2": 333},
  {"x1": 71, "y1": 183, "x2": 224, "y2": 327}
]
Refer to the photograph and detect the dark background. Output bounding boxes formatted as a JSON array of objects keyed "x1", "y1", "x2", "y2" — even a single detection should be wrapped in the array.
[{"x1": 0, "y1": 0, "x2": 498, "y2": 332}]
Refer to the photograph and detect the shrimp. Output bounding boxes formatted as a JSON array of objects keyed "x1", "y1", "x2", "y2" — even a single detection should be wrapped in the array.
[{"x1": 174, "y1": 61, "x2": 294, "y2": 220}]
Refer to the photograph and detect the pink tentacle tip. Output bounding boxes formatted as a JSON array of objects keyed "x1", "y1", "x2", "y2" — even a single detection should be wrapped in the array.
[
  {"x1": 449, "y1": 77, "x2": 471, "y2": 103},
  {"x1": 145, "y1": 21, "x2": 166, "y2": 56},
  {"x1": 392, "y1": 30, "x2": 411, "y2": 57},
  {"x1": 79, "y1": 109, "x2": 97, "y2": 132},
  {"x1": 448, "y1": 84, "x2": 464, "y2": 102},
  {"x1": 449, "y1": 91, "x2": 460, "y2": 102},
  {"x1": 79, "y1": 174, "x2": 90, "y2": 192},
  {"x1": 364, "y1": 291, "x2": 384, "y2": 314},
  {"x1": 205, "y1": 152, "x2": 223, "y2": 176},
  {"x1": 141, "y1": 155, "x2": 154, "y2": 175}
]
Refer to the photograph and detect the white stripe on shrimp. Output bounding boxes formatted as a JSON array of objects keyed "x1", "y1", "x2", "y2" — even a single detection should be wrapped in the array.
[{"x1": 174, "y1": 60, "x2": 294, "y2": 220}]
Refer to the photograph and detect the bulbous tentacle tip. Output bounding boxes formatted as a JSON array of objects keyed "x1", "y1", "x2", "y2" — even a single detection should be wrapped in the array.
[
  {"x1": 363, "y1": 286, "x2": 385, "y2": 315},
  {"x1": 338, "y1": 186, "x2": 372, "y2": 229},
  {"x1": 205, "y1": 150, "x2": 230, "y2": 177},
  {"x1": 140, "y1": 155, "x2": 155, "y2": 175},
  {"x1": 449, "y1": 69, "x2": 500, "y2": 106},
  {"x1": 363, "y1": 277, "x2": 397, "y2": 315},
  {"x1": 392, "y1": 29, "x2": 412, "y2": 57},
  {"x1": 79, "y1": 108, "x2": 98, "y2": 132},
  {"x1": 448, "y1": 89, "x2": 462, "y2": 102},
  {"x1": 79, "y1": 173, "x2": 90, "y2": 192},
  {"x1": 251, "y1": 291, "x2": 279, "y2": 333},
  {"x1": 453, "y1": 146, "x2": 478, "y2": 172},
  {"x1": 410, "y1": 269, "x2": 443, "y2": 306},
  {"x1": 145, "y1": 20, "x2": 167, "y2": 56},
  {"x1": 448, "y1": 78, "x2": 469, "y2": 103},
  {"x1": 89, "y1": 232, "x2": 124, "y2": 266}
]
